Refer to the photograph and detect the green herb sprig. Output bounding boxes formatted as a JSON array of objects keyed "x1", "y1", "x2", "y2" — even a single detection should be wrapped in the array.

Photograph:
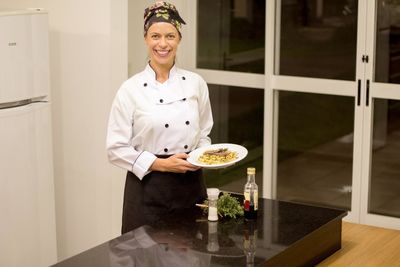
[
  {"x1": 217, "y1": 192, "x2": 244, "y2": 218},
  {"x1": 200, "y1": 192, "x2": 244, "y2": 219}
]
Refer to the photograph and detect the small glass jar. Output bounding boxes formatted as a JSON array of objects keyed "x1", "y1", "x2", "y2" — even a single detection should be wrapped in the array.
[{"x1": 207, "y1": 188, "x2": 219, "y2": 221}]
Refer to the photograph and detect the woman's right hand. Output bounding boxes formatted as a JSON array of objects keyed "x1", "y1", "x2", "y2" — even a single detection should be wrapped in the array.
[{"x1": 150, "y1": 153, "x2": 200, "y2": 173}]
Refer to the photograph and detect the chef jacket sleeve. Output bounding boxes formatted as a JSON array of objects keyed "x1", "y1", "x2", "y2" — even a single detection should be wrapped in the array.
[
  {"x1": 106, "y1": 85, "x2": 157, "y2": 179},
  {"x1": 197, "y1": 76, "x2": 213, "y2": 148}
]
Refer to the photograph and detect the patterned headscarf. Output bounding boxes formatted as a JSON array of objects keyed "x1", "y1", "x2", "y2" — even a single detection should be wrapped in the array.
[{"x1": 144, "y1": 1, "x2": 186, "y2": 36}]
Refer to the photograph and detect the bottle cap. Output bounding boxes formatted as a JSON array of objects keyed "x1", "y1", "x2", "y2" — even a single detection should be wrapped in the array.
[
  {"x1": 247, "y1": 167, "x2": 256, "y2": 175},
  {"x1": 207, "y1": 188, "x2": 220, "y2": 198}
]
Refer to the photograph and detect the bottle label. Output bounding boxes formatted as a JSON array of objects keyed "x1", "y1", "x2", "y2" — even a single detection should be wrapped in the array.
[{"x1": 244, "y1": 191, "x2": 258, "y2": 211}]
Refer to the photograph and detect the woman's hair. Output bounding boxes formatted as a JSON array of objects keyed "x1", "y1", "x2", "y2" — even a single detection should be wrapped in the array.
[{"x1": 143, "y1": 1, "x2": 186, "y2": 36}]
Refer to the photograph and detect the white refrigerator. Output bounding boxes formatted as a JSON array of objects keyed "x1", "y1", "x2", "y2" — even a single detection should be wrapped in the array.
[{"x1": 0, "y1": 9, "x2": 57, "y2": 267}]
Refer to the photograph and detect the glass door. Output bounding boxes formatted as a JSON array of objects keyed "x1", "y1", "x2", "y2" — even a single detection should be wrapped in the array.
[
  {"x1": 186, "y1": 0, "x2": 266, "y2": 192},
  {"x1": 126, "y1": 0, "x2": 400, "y2": 229},
  {"x1": 269, "y1": 0, "x2": 366, "y2": 222},
  {"x1": 360, "y1": 0, "x2": 400, "y2": 229}
]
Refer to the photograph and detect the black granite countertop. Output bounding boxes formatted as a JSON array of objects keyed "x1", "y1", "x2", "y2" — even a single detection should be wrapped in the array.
[{"x1": 52, "y1": 197, "x2": 347, "y2": 267}]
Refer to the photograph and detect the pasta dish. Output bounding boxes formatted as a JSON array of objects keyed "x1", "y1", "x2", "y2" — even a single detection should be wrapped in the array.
[{"x1": 198, "y1": 148, "x2": 238, "y2": 165}]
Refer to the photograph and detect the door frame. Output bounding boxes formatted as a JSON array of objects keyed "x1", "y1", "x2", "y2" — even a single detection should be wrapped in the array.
[{"x1": 360, "y1": 0, "x2": 400, "y2": 230}]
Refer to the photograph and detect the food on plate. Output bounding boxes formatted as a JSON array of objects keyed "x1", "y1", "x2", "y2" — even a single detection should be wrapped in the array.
[{"x1": 198, "y1": 148, "x2": 238, "y2": 165}]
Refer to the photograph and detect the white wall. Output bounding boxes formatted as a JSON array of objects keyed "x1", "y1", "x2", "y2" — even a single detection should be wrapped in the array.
[
  {"x1": 48, "y1": 0, "x2": 126, "y2": 259},
  {"x1": 0, "y1": 0, "x2": 126, "y2": 262}
]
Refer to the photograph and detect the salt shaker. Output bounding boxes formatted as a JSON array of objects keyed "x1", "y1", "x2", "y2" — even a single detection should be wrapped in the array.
[{"x1": 207, "y1": 188, "x2": 219, "y2": 221}]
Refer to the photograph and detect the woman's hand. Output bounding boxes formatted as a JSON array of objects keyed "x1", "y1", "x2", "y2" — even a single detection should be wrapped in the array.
[{"x1": 150, "y1": 153, "x2": 200, "y2": 173}]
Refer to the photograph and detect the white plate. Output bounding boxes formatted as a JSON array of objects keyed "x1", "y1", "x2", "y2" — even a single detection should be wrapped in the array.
[{"x1": 187, "y1": 143, "x2": 248, "y2": 169}]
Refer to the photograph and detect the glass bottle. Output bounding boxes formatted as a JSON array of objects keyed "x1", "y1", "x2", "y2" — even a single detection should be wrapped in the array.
[{"x1": 244, "y1": 167, "x2": 258, "y2": 220}]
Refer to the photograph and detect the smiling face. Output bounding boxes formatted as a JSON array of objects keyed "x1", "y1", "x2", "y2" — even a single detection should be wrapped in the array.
[{"x1": 145, "y1": 22, "x2": 181, "y2": 69}]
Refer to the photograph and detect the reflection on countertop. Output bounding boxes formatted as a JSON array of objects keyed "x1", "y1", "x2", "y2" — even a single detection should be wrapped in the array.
[{"x1": 52, "y1": 197, "x2": 347, "y2": 267}]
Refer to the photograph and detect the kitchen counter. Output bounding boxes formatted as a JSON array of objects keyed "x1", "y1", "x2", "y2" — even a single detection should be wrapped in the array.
[{"x1": 52, "y1": 196, "x2": 347, "y2": 267}]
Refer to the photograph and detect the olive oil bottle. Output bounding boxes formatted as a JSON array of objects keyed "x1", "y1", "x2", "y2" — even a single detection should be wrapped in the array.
[{"x1": 243, "y1": 167, "x2": 258, "y2": 220}]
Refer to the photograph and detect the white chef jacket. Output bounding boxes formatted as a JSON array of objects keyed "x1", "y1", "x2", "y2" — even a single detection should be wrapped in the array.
[{"x1": 106, "y1": 64, "x2": 213, "y2": 179}]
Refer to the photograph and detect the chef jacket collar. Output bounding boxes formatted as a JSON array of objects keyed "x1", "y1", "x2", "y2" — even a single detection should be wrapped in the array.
[{"x1": 145, "y1": 63, "x2": 178, "y2": 83}]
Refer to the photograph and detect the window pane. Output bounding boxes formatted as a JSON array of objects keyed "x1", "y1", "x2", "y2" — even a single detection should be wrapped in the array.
[
  {"x1": 277, "y1": 91, "x2": 354, "y2": 210},
  {"x1": 369, "y1": 99, "x2": 400, "y2": 218},
  {"x1": 375, "y1": 1, "x2": 400, "y2": 84},
  {"x1": 204, "y1": 85, "x2": 264, "y2": 192},
  {"x1": 278, "y1": 0, "x2": 358, "y2": 80},
  {"x1": 197, "y1": 0, "x2": 265, "y2": 73}
]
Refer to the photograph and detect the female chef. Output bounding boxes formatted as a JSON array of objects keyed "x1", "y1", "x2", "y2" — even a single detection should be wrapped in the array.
[{"x1": 106, "y1": 1, "x2": 213, "y2": 234}]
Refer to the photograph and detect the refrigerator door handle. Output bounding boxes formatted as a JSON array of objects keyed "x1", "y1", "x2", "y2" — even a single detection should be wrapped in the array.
[
  {"x1": 0, "y1": 96, "x2": 48, "y2": 110},
  {"x1": 0, "y1": 99, "x2": 32, "y2": 109}
]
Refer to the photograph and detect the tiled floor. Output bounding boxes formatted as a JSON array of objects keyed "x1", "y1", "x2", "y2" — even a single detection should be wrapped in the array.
[
  {"x1": 222, "y1": 130, "x2": 400, "y2": 219},
  {"x1": 276, "y1": 128, "x2": 400, "y2": 218},
  {"x1": 276, "y1": 137, "x2": 353, "y2": 210},
  {"x1": 370, "y1": 130, "x2": 400, "y2": 218}
]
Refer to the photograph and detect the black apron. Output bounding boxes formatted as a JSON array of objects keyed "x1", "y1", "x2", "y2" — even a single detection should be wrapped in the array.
[{"x1": 121, "y1": 168, "x2": 207, "y2": 234}]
